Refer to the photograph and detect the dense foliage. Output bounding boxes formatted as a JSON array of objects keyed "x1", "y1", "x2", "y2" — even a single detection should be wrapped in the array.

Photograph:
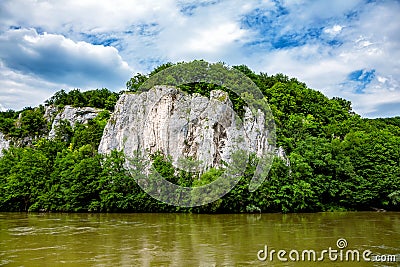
[
  {"x1": 0, "y1": 62, "x2": 399, "y2": 213},
  {"x1": 0, "y1": 106, "x2": 48, "y2": 141},
  {"x1": 45, "y1": 88, "x2": 119, "y2": 111}
]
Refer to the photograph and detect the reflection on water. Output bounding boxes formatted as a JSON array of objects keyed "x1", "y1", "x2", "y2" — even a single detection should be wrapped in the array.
[{"x1": 0, "y1": 212, "x2": 399, "y2": 266}]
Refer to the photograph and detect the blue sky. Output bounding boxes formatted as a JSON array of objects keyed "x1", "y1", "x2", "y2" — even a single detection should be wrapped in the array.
[{"x1": 0, "y1": 0, "x2": 399, "y2": 118}]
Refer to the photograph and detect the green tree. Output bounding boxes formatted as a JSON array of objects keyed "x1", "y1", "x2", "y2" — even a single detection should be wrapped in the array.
[
  {"x1": 0, "y1": 147, "x2": 50, "y2": 211},
  {"x1": 126, "y1": 73, "x2": 148, "y2": 92}
]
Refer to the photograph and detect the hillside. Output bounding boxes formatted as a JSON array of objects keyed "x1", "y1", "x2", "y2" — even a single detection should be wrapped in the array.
[{"x1": 0, "y1": 62, "x2": 399, "y2": 213}]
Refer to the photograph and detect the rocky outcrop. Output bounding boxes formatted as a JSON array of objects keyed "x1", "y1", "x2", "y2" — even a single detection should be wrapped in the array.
[
  {"x1": 99, "y1": 86, "x2": 274, "y2": 171},
  {"x1": 277, "y1": 146, "x2": 290, "y2": 166},
  {"x1": 0, "y1": 132, "x2": 10, "y2": 157},
  {"x1": 44, "y1": 105, "x2": 58, "y2": 122},
  {"x1": 48, "y1": 105, "x2": 102, "y2": 139}
]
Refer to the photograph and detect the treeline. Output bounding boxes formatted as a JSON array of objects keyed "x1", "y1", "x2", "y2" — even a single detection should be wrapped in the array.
[
  {"x1": 0, "y1": 107, "x2": 47, "y2": 140},
  {"x1": 45, "y1": 88, "x2": 119, "y2": 111},
  {"x1": 0, "y1": 62, "x2": 399, "y2": 212},
  {"x1": 0, "y1": 88, "x2": 118, "y2": 141}
]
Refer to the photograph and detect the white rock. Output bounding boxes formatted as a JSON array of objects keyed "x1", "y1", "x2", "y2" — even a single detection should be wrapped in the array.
[
  {"x1": 0, "y1": 132, "x2": 10, "y2": 157},
  {"x1": 44, "y1": 105, "x2": 58, "y2": 122},
  {"x1": 99, "y1": 86, "x2": 274, "y2": 172},
  {"x1": 48, "y1": 105, "x2": 102, "y2": 139}
]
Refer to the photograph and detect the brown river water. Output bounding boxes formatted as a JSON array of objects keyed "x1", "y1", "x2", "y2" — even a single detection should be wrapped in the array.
[{"x1": 0, "y1": 212, "x2": 399, "y2": 266}]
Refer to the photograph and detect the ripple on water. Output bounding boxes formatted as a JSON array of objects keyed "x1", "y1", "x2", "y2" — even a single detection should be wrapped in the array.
[
  {"x1": 0, "y1": 259, "x2": 11, "y2": 266},
  {"x1": 8, "y1": 225, "x2": 97, "y2": 236},
  {"x1": 1, "y1": 212, "x2": 399, "y2": 266},
  {"x1": 8, "y1": 227, "x2": 35, "y2": 236},
  {"x1": 4, "y1": 245, "x2": 67, "y2": 259}
]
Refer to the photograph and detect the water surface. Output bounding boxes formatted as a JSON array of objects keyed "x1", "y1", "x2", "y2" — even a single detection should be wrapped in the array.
[{"x1": 0, "y1": 212, "x2": 399, "y2": 266}]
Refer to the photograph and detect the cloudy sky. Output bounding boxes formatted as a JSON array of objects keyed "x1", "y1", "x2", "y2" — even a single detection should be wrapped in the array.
[{"x1": 0, "y1": 0, "x2": 399, "y2": 118}]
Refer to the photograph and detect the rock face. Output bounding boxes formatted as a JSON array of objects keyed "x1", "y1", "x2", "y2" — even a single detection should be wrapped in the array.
[
  {"x1": 44, "y1": 105, "x2": 58, "y2": 122},
  {"x1": 99, "y1": 86, "x2": 273, "y2": 170},
  {"x1": 277, "y1": 146, "x2": 290, "y2": 166},
  {"x1": 48, "y1": 105, "x2": 102, "y2": 139},
  {"x1": 0, "y1": 132, "x2": 10, "y2": 157}
]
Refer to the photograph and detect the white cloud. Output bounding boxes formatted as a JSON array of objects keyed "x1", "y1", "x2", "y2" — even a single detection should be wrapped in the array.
[
  {"x1": 146, "y1": 0, "x2": 260, "y2": 64},
  {"x1": 0, "y1": 0, "x2": 179, "y2": 33},
  {"x1": 0, "y1": 28, "x2": 133, "y2": 110},
  {"x1": 0, "y1": 62, "x2": 63, "y2": 110},
  {"x1": 343, "y1": 86, "x2": 400, "y2": 118},
  {"x1": 246, "y1": 0, "x2": 400, "y2": 117},
  {"x1": 0, "y1": 104, "x2": 6, "y2": 112},
  {"x1": 0, "y1": 0, "x2": 399, "y2": 117},
  {"x1": 324, "y1": 25, "x2": 343, "y2": 35},
  {"x1": 0, "y1": 28, "x2": 132, "y2": 88},
  {"x1": 283, "y1": 0, "x2": 364, "y2": 22},
  {"x1": 184, "y1": 22, "x2": 246, "y2": 53}
]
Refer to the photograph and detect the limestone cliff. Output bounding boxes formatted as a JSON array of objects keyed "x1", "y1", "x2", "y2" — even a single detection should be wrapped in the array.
[
  {"x1": 48, "y1": 105, "x2": 102, "y2": 139},
  {"x1": 99, "y1": 86, "x2": 274, "y2": 170},
  {"x1": 0, "y1": 132, "x2": 10, "y2": 157}
]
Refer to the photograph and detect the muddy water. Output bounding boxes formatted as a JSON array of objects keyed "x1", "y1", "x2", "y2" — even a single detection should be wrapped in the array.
[{"x1": 0, "y1": 212, "x2": 399, "y2": 266}]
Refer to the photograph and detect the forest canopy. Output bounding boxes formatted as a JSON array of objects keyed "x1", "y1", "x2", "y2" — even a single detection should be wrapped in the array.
[{"x1": 0, "y1": 62, "x2": 399, "y2": 213}]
